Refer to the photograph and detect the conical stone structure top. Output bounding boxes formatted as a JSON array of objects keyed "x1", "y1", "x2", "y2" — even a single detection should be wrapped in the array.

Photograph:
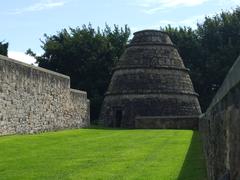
[{"x1": 100, "y1": 30, "x2": 201, "y2": 128}]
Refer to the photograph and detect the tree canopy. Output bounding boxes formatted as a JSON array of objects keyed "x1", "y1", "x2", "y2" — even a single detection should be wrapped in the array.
[
  {"x1": 28, "y1": 24, "x2": 130, "y2": 121},
  {"x1": 163, "y1": 7, "x2": 240, "y2": 111}
]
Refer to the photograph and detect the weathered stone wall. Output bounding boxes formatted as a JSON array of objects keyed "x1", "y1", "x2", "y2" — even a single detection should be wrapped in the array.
[
  {"x1": 0, "y1": 55, "x2": 90, "y2": 136},
  {"x1": 107, "y1": 68, "x2": 196, "y2": 95},
  {"x1": 135, "y1": 116, "x2": 199, "y2": 129},
  {"x1": 101, "y1": 93, "x2": 200, "y2": 128},
  {"x1": 199, "y1": 55, "x2": 240, "y2": 180}
]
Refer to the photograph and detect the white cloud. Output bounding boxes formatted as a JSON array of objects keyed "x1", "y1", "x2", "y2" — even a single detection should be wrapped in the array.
[
  {"x1": 8, "y1": 51, "x2": 37, "y2": 65},
  {"x1": 10, "y1": 0, "x2": 66, "y2": 15},
  {"x1": 133, "y1": 15, "x2": 207, "y2": 31},
  {"x1": 134, "y1": 0, "x2": 209, "y2": 14},
  {"x1": 157, "y1": 15, "x2": 206, "y2": 29},
  {"x1": 218, "y1": 0, "x2": 240, "y2": 6}
]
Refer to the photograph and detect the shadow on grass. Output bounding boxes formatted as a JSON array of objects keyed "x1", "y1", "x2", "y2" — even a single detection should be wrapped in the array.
[{"x1": 177, "y1": 131, "x2": 207, "y2": 180}]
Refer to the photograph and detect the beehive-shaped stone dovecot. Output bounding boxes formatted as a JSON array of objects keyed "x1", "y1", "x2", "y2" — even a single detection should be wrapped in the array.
[{"x1": 99, "y1": 30, "x2": 201, "y2": 129}]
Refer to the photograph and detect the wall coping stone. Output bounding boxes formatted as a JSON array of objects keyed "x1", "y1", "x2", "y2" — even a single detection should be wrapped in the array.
[
  {"x1": 136, "y1": 115, "x2": 200, "y2": 119},
  {"x1": 70, "y1": 88, "x2": 87, "y2": 95},
  {"x1": 112, "y1": 66, "x2": 190, "y2": 72},
  {"x1": 133, "y1": 29, "x2": 169, "y2": 35},
  {"x1": 0, "y1": 54, "x2": 70, "y2": 80},
  {"x1": 105, "y1": 91, "x2": 199, "y2": 97},
  {"x1": 127, "y1": 43, "x2": 176, "y2": 48}
]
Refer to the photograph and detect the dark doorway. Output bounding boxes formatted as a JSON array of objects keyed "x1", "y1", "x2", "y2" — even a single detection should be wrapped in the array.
[{"x1": 115, "y1": 110, "x2": 122, "y2": 127}]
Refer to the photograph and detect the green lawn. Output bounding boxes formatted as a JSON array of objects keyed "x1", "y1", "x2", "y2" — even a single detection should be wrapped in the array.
[{"x1": 0, "y1": 128, "x2": 206, "y2": 180}]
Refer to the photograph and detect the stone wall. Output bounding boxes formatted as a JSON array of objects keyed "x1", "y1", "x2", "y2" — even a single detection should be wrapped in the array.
[
  {"x1": 0, "y1": 55, "x2": 90, "y2": 136},
  {"x1": 199, "y1": 55, "x2": 240, "y2": 180},
  {"x1": 136, "y1": 115, "x2": 199, "y2": 129},
  {"x1": 101, "y1": 93, "x2": 200, "y2": 128}
]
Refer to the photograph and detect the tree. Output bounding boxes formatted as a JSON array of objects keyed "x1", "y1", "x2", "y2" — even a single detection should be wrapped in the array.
[
  {"x1": 163, "y1": 26, "x2": 210, "y2": 111},
  {"x1": 196, "y1": 9, "x2": 240, "y2": 110},
  {"x1": 0, "y1": 41, "x2": 8, "y2": 56},
  {"x1": 163, "y1": 7, "x2": 240, "y2": 111},
  {"x1": 28, "y1": 24, "x2": 130, "y2": 121}
]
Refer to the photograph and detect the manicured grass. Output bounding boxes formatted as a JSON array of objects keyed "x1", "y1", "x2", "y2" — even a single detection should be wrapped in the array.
[{"x1": 0, "y1": 128, "x2": 206, "y2": 180}]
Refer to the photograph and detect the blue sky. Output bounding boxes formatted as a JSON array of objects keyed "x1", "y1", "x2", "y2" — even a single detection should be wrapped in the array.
[{"x1": 1, "y1": 0, "x2": 240, "y2": 64}]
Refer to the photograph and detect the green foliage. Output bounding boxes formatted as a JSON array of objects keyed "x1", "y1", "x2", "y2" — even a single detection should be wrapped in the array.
[
  {"x1": 0, "y1": 41, "x2": 8, "y2": 56},
  {"x1": 28, "y1": 24, "x2": 130, "y2": 121},
  {"x1": 0, "y1": 129, "x2": 206, "y2": 179},
  {"x1": 163, "y1": 7, "x2": 240, "y2": 111}
]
